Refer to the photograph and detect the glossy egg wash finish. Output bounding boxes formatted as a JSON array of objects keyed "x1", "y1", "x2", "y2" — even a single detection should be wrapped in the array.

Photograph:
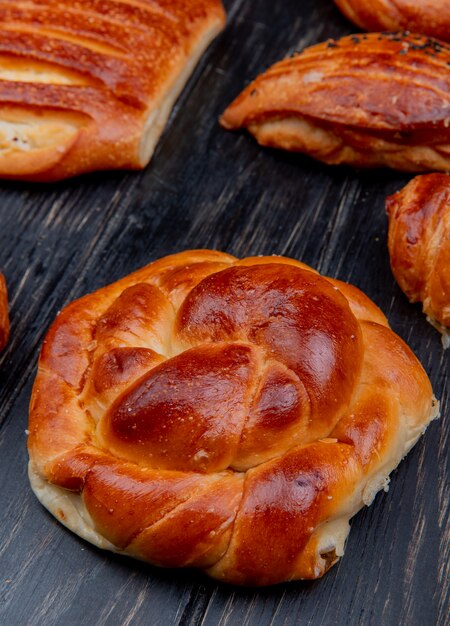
[{"x1": 28, "y1": 251, "x2": 436, "y2": 586}]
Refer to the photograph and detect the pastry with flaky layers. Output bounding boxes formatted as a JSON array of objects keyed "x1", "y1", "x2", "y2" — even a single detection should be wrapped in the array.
[
  {"x1": 387, "y1": 174, "x2": 450, "y2": 347},
  {"x1": 221, "y1": 33, "x2": 450, "y2": 172},
  {"x1": 0, "y1": 0, "x2": 225, "y2": 181},
  {"x1": 28, "y1": 250, "x2": 438, "y2": 586}
]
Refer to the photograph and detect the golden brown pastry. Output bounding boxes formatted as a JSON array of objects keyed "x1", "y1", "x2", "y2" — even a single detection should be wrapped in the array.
[
  {"x1": 221, "y1": 33, "x2": 450, "y2": 172},
  {"x1": 0, "y1": 273, "x2": 9, "y2": 350},
  {"x1": 386, "y1": 174, "x2": 450, "y2": 347},
  {"x1": 334, "y1": 0, "x2": 450, "y2": 43},
  {"x1": 0, "y1": 0, "x2": 225, "y2": 182},
  {"x1": 28, "y1": 250, "x2": 438, "y2": 586}
]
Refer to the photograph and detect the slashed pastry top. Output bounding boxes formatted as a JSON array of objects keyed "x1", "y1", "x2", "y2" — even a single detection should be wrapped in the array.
[
  {"x1": 0, "y1": 272, "x2": 9, "y2": 351},
  {"x1": 386, "y1": 174, "x2": 450, "y2": 347},
  {"x1": 334, "y1": 0, "x2": 450, "y2": 43},
  {"x1": 27, "y1": 250, "x2": 438, "y2": 586},
  {"x1": 221, "y1": 32, "x2": 450, "y2": 172},
  {"x1": 0, "y1": 0, "x2": 225, "y2": 181}
]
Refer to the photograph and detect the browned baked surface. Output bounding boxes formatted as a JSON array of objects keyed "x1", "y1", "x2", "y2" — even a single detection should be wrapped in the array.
[
  {"x1": 221, "y1": 32, "x2": 450, "y2": 172},
  {"x1": 334, "y1": 0, "x2": 450, "y2": 43},
  {"x1": 27, "y1": 250, "x2": 437, "y2": 586},
  {"x1": 0, "y1": 272, "x2": 9, "y2": 350},
  {"x1": 386, "y1": 174, "x2": 450, "y2": 343},
  {"x1": 0, "y1": 0, "x2": 225, "y2": 182}
]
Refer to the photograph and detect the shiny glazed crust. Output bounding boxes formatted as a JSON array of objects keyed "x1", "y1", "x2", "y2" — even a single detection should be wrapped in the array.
[
  {"x1": 220, "y1": 32, "x2": 450, "y2": 172},
  {"x1": 334, "y1": 0, "x2": 450, "y2": 43},
  {"x1": 0, "y1": 0, "x2": 225, "y2": 182},
  {"x1": 0, "y1": 272, "x2": 9, "y2": 350},
  {"x1": 386, "y1": 174, "x2": 450, "y2": 347},
  {"x1": 28, "y1": 250, "x2": 438, "y2": 586}
]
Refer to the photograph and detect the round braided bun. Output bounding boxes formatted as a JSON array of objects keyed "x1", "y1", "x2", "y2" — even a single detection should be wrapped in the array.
[{"x1": 27, "y1": 250, "x2": 438, "y2": 586}]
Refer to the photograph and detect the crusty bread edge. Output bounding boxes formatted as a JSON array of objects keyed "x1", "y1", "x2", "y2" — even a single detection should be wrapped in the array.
[
  {"x1": 138, "y1": 15, "x2": 226, "y2": 167},
  {"x1": 0, "y1": 7, "x2": 226, "y2": 182}
]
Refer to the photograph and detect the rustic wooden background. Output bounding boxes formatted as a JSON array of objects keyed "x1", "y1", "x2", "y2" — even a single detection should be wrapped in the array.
[{"x1": 0, "y1": 1, "x2": 448, "y2": 624}]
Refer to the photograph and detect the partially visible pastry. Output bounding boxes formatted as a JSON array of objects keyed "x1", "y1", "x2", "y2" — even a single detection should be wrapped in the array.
[
  {"x1": 221, "y1": 33, "x2": 450, "y2": 172},
  {"x1": 334, "y1": 0, "x2": 450, "y2": 44},
  {"x1": 386, "y1": 174, "x2": 450, "y2": 347},
  {"x1": 0, "y1": 273, "x2": 9, "y2": 351},
  {"x1": 0, "y1": 0, "x2": 225, "y2": 181}
]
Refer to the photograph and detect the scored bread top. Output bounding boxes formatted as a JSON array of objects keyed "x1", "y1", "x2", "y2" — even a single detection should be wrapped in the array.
[
  {"x1": 221, "y1": 32, "x2": 450, "y2": 172},
  {"x1": 0, "y1": 0, "x2": 225, "y2": 181},
  {"x1": 28, "y1": 250, "x2": 437, "y2": 585}
]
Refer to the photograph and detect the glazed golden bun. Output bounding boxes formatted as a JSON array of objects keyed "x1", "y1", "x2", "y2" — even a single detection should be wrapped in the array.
[
  {"x1": 334, "y1": 0, "x2": 450, "y2": 43},
  {"x1": 0, "y1": 0, "x2": 225, "y2": 182},
  {"x1": 221, "y1": 32, "x2": 450, "y2": 172},
  {"x1": 0, "y1": 273, "x2": 9, "y2": 351},
  {"x1": 386, "y1": 174, "x2": 450, "y2": 347},
  {"x1": 28, "y1": 250, "x2": 438, "y2": 586}
]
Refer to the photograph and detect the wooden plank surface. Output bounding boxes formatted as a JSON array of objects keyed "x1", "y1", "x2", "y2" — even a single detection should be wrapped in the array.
[{"x1": 0, "y1": 0, "x2": 448, "y2": 624}]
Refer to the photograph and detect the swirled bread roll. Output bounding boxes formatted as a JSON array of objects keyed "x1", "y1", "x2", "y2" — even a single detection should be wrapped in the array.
[
  {"x1": 0, "y1": 273, "x2": 9, "y2": 351},
  {"x1": 0, "y1": 0, "x2": 225, "y2": 182},
  {"x1": 334, "y1": 0, "x2": 450, "y2": 43},
  {"x1": 386, "y1": 174, "x2": 450, "y2": 347},
  {"x1": 221, "y1": 33, "x2": 450, "y2": 172},
  {"x1": 28, "y1": 250, "x2": 438, "y2": 586}
]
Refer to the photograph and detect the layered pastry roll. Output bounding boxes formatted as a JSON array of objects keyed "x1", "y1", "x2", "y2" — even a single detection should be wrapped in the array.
[
  {"x1": 387, "y1": 174, "x2": 450, "y2": 347},
  {"x1": 221, "y1": 33, "x2": 450, "y2": 172},
  {"x1": 0, "y1": 0, "x2": 225, "y2": 181}
]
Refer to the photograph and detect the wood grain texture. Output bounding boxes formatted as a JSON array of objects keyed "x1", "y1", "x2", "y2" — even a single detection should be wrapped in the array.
[{"x1": 0, "y1": 0, "x2": 448, "y2": 624}]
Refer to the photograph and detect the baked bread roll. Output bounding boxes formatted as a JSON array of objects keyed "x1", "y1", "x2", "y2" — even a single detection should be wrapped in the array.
[
  {"x1": 221, "y1": 32, "x2": 450, "y2": 172},
  {"x1": 386, "y1": 174, "x2": 450, "y2": 347},
  {"x1": 28, "y1": 250, "x2": 438, "y2": 586},
  {"x1": 0, "y1": 0, "x2": 225, "y2": 182},
  {"x1": 334, "y1": 0, "x2": 450, "y2": 43},
  {"x1": 0, "y1": 273, "x2": 9, "y2": 351}
]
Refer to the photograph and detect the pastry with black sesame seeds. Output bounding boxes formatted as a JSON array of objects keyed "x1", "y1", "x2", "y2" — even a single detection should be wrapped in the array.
[{"x1": 221, "y1": 33, "x2": 450, "y2": 172}]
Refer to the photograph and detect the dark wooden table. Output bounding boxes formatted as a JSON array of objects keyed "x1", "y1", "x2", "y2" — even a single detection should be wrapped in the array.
[{"x1": 0, "y1": 1, "x2": 448, "y2": 624}]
